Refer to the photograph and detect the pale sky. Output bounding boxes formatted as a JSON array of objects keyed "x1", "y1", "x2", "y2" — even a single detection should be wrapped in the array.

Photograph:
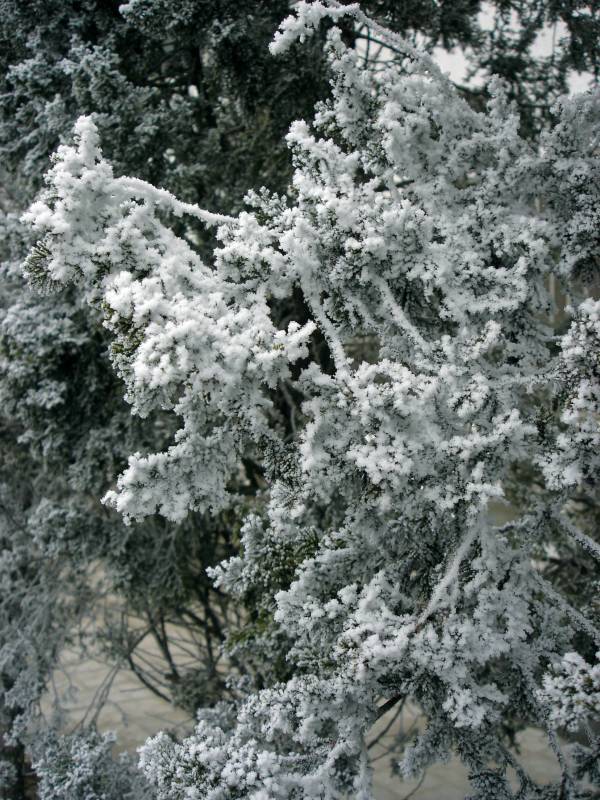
[{"x1": 433, "y1": 6, "x2": 595, "y2": 95}]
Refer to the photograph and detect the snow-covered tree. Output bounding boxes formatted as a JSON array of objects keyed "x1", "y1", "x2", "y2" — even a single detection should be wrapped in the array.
[
  {"x1": 21, "y1": 1, "x2": 600, "y2": 797},
  {"x1": 32, "y1": 730, "x2": 152, "y2": 800}
]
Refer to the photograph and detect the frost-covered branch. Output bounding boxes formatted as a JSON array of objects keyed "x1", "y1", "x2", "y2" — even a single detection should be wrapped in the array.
[{"x1": 22, "y1": 2, "x2": 600, "y2": 797}]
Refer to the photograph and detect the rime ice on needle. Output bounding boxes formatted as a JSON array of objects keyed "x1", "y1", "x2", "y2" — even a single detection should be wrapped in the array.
[{"x1": 24, "y1": 2, "x2": 600, "y2": 797}]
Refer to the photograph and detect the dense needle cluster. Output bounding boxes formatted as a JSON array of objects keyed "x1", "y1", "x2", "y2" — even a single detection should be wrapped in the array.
[{"x1": 20, "y1": 2, "x2": 600, "y2": 798}]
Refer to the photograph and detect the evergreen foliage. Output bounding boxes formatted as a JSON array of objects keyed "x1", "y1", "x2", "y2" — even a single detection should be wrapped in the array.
[{"x1": 1, "y1": 0, "x2": 600, "y2": 798}]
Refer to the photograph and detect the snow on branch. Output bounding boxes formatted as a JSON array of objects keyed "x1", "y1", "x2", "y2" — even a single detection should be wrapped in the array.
[{"x1": 22, "y1": 2, "x2": 600, "y2": 795}]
